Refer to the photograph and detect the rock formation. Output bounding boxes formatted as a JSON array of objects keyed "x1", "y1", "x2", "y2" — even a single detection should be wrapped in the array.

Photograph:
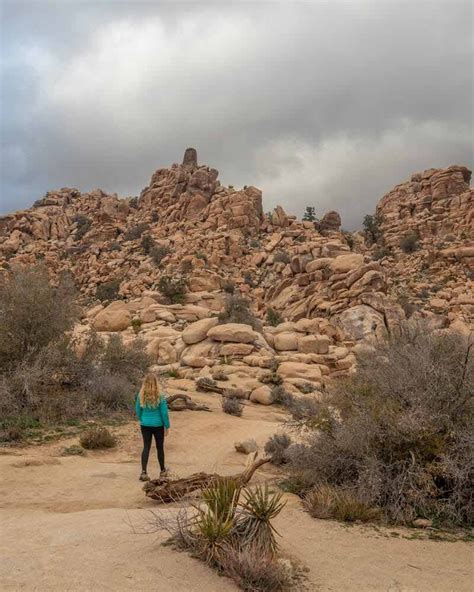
[{"x1": 0, "y1": 150, "x2": 472, "y2": 403}]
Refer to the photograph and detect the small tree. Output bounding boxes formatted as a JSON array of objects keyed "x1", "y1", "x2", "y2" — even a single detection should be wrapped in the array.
[
  {"x1": 400, "y1": 232, "x2": 420, "y2": 253},
  {"x1": 302, "y1": 206, "x2": 316, "y2": 222},
  {"x1": 363, "y1": 212, "x2": 384, "y2": 244}
]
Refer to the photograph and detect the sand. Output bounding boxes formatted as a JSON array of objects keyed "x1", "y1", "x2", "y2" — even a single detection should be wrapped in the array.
[{"x1": 0, "y1": 392, "x2": 472, "y2": 591}]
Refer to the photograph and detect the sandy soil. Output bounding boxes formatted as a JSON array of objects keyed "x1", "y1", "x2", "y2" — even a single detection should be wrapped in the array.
[{"x1": 0, "y1": 392, "x2": 472, "y2": 591}]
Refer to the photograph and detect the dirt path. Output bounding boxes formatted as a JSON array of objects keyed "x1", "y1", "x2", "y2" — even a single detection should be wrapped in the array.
[{"x1": 1, "y1": 392, "x2": 472, "y2": 591}]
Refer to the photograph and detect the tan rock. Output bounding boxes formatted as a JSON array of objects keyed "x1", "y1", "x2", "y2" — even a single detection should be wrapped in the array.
[
  {"x1": 277, "y1": 362, "x2": 322, "y2": 382},
  {"x1": 274, "y1": 332, "x2": 299, "y2": 351},
  {"x1": 220, "y1": 343, "x2": 254, "y2": 356},
  {"x1": 207, "y1": 323, "x2": 257, "y2": 344},
  {"x1": 182, "y1": 317, "x2": 219, "y2": 345},
  {"x1": 298, "y1": 335, "x2": 330, "y2": 354},
  {"x1": 330, "y1": 253, "x2": 364, "y2": 274},
  {"x1": 249, "y1": 385, "x2": 273, "y2": 405},
  {"x1": 92, "y1": 304, "x2": 131, "y2": 332}
]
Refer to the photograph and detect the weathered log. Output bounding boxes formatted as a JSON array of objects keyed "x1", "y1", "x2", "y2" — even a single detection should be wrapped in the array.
[
  {"x1": 166, "y1": 394, "x2": 211, "y2": 412},
  {"x1": 143, "y1": 452, "x2": 270, "y2": 503}
]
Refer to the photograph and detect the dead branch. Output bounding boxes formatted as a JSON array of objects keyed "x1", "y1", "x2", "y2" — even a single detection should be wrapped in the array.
[
  {"x1": 166, "y1": 394, "x2": 211, "y2": 412},
  {"x1": 143, "y1": 452, "x2": 270, "y2": 503}
]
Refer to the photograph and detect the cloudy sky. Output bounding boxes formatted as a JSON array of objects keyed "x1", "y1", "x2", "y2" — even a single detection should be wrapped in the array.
[{"x1": 1, "y1": 0, "x2": 472, "y2": 228}]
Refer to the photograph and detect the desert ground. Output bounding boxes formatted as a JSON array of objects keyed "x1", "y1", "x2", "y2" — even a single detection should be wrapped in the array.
[{"x1": 1, "y1": 391, "x2": 472, "y2": 592}]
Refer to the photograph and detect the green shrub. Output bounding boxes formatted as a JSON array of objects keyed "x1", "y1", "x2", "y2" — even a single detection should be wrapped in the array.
[
  {"x1": 218, "y1": 295, "x2": 260, "y2": 330},
  {"x1": 131, "y1": 318, "x2": 142, "y2": 334},
  {"x1": 221, "y1": 279, "x2": 235, "y2": 294},
  {"x1": 61, "y1": 444, "x2": 85, "y2": 456},
  {"x1": 80, "y1": 426, "x2": 117, "y2": 449},
  {"x1": 96, "y1": 279, "x2": 121, "y2": 302},
  {"x1": 302, "y1": 206, "x2": 316, "y2": 222},
  {"x1": 158, "y1": 275, "x2": 187, "y2": 304},
  {"x1": 140, "y1": 234, "x2": 154, "y2": 254},
  {"x1": 363, "y1": 212, "x2": 384, "y2": 244},
  {"x1": 266, "y1": 307, "x2": 283, "y2": 327}
]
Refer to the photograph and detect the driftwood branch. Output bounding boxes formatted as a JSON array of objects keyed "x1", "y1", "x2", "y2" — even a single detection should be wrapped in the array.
[
  {"x1": 143, "y1": 452, "x2": 270, "y2": 503},
  {"x1": 166, "y1": 394, "x2": 211, "y2": 412}
]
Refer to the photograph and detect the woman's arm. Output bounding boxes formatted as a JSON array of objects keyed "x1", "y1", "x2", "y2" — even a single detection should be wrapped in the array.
[
  {"x1": 135, "y1": 394, "x2": 142, "y2": 422},
  {"x1": 160, "y1": 395, "x2": 170, "y2": 429}
]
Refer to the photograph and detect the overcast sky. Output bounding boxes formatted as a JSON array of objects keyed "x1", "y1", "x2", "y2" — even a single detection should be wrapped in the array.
[{"x1": 1, "y1": 1, "x2": 472, "y2": 228}]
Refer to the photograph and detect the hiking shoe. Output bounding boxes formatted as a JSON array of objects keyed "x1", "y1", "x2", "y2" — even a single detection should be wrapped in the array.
[
  {"x1": 139, "y1": 471, "x2": 150, "y2": 482},
  {"x1": 160, "y1": 468, "x2": 169, "y2": 477}
]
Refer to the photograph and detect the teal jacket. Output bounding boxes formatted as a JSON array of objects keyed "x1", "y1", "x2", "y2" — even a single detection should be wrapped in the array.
[{"x1": 135, "y1": 393, "x2": 170, "y2": 428}]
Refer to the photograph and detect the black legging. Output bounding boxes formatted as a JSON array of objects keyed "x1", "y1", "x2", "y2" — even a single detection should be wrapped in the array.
[{"x1": 140, "y1": 425, "x2": 165, "y2": 472}]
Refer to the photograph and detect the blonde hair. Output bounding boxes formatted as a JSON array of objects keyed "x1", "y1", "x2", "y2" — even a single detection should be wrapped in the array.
[{"x1": 138, "y1": 373, "x2": 161, "y2": 408}]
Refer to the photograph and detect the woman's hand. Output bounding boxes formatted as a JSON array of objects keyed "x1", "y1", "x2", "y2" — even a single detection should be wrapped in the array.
[{"x1": 165, "y1": 428, "x2": 169, "y2": 437}]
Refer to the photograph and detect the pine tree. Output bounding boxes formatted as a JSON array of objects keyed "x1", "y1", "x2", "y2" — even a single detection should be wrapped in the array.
[{"x1": 302, "y1": 206, "x2": 316, "y2": 222}]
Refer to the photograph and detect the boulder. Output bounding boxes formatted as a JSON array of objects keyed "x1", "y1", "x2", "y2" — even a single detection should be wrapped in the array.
[
  {"x1": 182, "y1": 317, "x2": 219, "y2": 345},
  {"x1": 335, "y1": 305, "x2": 387, "y2": 341},
  {"x1": 234, "y1": 439, "x2": 258, "y2": 454},
  {"x1": 249, "y1": 385, "x2": 274, "y2": 405},
  {"x1": 220, "y1": 343, "x2": 254, "y2": 356},
  {"x1": 207, "y1": 323, "x2": 257, "y2": 344},
  {"x1": 273, "y1": 332, "x2": 299, "y2": 351},
  {"x1": 277, "y1": 362, "x2": 322, "y2": 382},
  {"x1": 298, "y1": 335, "x2": 330, "y2": 354},
  {"x1": 92, "y1": 303, "x2": 131, "y2": 332},
  {"x1": 330, "y1": 253, "x2": 364, "y2": 274}
]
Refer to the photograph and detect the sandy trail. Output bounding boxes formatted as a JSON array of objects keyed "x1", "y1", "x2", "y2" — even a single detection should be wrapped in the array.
[{"x1": 0, "y1": 392, "x2": 472, "y2": 591}]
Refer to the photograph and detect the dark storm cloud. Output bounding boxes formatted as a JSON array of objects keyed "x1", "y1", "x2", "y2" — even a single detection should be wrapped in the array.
[{"x1": 1, "y1": 0, "x2": 472, "y2": 228}]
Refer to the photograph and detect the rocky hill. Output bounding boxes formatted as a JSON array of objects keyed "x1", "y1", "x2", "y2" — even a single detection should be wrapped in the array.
[{"x1": 0, "y1": 149, "x2": 472, "y2": 401}]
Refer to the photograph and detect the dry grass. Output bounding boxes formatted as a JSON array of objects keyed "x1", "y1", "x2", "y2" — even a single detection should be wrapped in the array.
[
  {"x1": 221, "y1": 396, "x2": 243, "y2": 417},
  {"x1": 303, "y1": 484, "x2": 381, "y2": 522}
]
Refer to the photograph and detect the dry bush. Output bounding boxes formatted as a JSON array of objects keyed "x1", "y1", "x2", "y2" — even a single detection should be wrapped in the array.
[
  {"x1": 273, "y1": 250, "x2": 290, "y2": 264},
  {"x1": 96, "y1": 279, "x2": 121, "y2": 302},
  {"x1": 222, "y1": 396, "x2": 243, "y2": 417},
  {"x1": 80, "y1": 426, "x2": 117, "y2": 449},
  {"x1": 303, "y1": 484, "x2": 381, "y2": 522},
  {"x1": 0, "y1": 264, "x2": 78, "y2": 370},
  {"x1": 123, "y1": 223, "x2": 150, "y2": 241},
  {"x1": 150, "y1": 244, "x2": 171, "y2": 266},
  {"x1": 218, "y1": 295, "x2": 260, "y2": 330},
  {"x1": 264, "y1": 433, "x2": 292, "y2": 465},
  {"x1": 219, "y1": 546, "x2": 292, "y2": 592},
  {"x1": 288, "y1": 325, "x2": 474, "y2": 526},
  {"x1": 400, "y1": 232, "x2": 420, "y2": 253},
  {"x1": 72, "y1": 214, "x2": 92, "y2": 240}
]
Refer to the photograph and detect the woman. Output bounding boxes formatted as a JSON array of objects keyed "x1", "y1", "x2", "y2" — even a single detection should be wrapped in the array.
[{"x1": 135, "y1": 373, "x2": 170, "y2": 482}]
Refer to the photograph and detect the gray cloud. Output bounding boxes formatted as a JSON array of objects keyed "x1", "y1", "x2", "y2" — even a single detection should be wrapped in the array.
[{"x1": 1, "y1": 0, "x2": 472, "y2": 228}]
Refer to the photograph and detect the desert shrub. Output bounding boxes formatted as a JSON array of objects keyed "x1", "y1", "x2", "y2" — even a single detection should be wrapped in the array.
[
  {"x1": 154, "y1": 481, "x2": 288, "y2": 590},
  {"x1": 249, "y1": 238, "x2": 260, "y2": 248},
  {"x1": 271, "y1": 385, "x2": 293, "y2": 407},
  {"x1": 303, "y1": 484, "x2": 381, "y2": 522},
  {"x1": 166, "y1": 368, "x2": 180, "y2": 379},
  {"x1": 243, "y1": 271, "x2": 256, "y2": 287},
  {"x1": 0, "y1": 264, "x2": 78, "y2": 370},
  {"x1": 99, "y1": 334, "x2": 150, "y2": 385},
  {"x1": 96, "y1": 279, "x2": 121, "y2": 302},
  {"x1": 397, "y1": 294, "x2": 418, "y2": 318},
  {"x1": 261, "y1": 372, "x2": 283, "y2": 386},
  {"x1": 221, "y1": 396, "x2": 243, "y2": 417},
  {"x1": 264, "y1": 433, "x2": 292, "y2": 465},
  {"x1": 158, "y1": 275, "x2": 187, "y2": 304},
  {"x1": 110, "y1": 241, "x2": 121, "y2": 251},
  {"x1": 273, "y1": 250, "x2": 290, "y2": 264},
  {"x1": 400, "y1": 232, "x2": 420, "y2": 253},
  {"x1": 80, "y1": 426, "x2": 117, "y2": 449},
  {"x1": 287, "y1": 325, "x2": 474, "y2": 526},
  {"x1": 131, "y1": 318, "x2": 142, "y2": 334},
  {"x1": 61, "y1": 444, "x2": 85, "y2": 456},
  {"x1": 211, "y1": 369, "x2": 228, "y2": 382},
  {"x1": 72, "y1": 214, "x2": 92, "y2": 240},
  {"x1": 86, "y1": 371, "x2": 134, "y2": 412},
  {"x1": 296, "y1": 382, "x2": 316, "y2": 394},
  {"x1": 150, "y1": 244, "x2": 171, "y2": 266},
  {"x1": 218, "y1": 295, "x2": 259, "y2": 330},
  {"x1": 373, "y1": 246, "x2": 391, "y2": 260},
  {"x1": 123, "y1": 223, "x2": 149, "y2": 241},
  {"x1": 221, "y1": 279, "x2": 235, "y2": 294},
  {"x1": 180, "y1": 259, "x2": 193, "y2": 274},
  {"x1": 196, "y1": 251, "x2": 207, "y2": 263},
  {"x1": 140, "y1": 234, "x2": 154, "y2": 254},
  {"x1": 128, "y1": 196, "x2": 139, "y2": 209}
]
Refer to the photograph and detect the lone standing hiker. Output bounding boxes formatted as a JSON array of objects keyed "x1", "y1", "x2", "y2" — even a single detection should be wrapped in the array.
[{"x1": 135, "y1": 373, "x2": 170, "y2": 482}]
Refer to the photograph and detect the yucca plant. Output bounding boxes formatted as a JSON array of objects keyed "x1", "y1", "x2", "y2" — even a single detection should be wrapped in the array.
[
  {"x1": 195, "y1": 478, "x2": 242, "y2": 563},
  {"x1": 237, "y1": 484, "x2": 286, "y2": 557}
]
